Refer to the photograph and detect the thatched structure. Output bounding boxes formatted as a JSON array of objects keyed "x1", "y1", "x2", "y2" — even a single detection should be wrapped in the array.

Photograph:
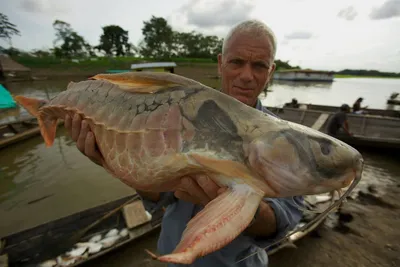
[{"x1": 0, "y1": 54, "x2": 31, "y2": 81}]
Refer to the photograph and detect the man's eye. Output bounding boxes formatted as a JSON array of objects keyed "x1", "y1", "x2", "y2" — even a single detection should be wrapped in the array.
[
  {"x1": 253, "y1": 62, "x2": 268, "y2": 68},
  {"x1": 230, "y1": 59, "x2": 243, "y2": 65}
]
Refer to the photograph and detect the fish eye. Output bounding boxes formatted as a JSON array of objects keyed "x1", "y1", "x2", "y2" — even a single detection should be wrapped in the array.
[{"x1": 320, "y1": 141, "x2": 332, "y2": 155}]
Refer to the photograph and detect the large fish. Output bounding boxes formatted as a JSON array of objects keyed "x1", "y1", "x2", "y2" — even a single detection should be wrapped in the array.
[{"x1": 14, "y1": 72, "x2": 363, "y2": 265}]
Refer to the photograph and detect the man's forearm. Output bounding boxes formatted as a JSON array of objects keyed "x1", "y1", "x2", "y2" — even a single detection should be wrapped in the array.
[
  {"x1": 245, "y1": 201, "x2": 277, "y2": 237},
  {"x1": 136, "y1": 189, "x2": 160, "y2": 202}
]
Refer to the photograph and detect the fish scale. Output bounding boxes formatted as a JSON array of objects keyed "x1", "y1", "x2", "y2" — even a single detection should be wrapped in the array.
[{"x1": 14, "y1": 71, "x2": 364, "y2": 265}]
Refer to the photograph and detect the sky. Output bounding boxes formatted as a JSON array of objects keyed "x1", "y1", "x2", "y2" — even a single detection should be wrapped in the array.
[{"x1": 1, "y1": 0, "x2": 400, "y2": 72}]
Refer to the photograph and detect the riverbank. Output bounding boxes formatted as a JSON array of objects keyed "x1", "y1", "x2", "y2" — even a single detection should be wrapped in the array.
[
  {"x1": 334, "y1": 74, "x2": 400, "y2": 79},
  {"x1": 6, "y1": 55, "x2": 400, "y2": 82},
  {"x1": 79, "y1": 178, "x2": 400, "y2": 267}
]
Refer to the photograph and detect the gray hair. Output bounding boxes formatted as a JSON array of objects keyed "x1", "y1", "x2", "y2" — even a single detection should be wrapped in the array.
[{"x1": 221, "y1": 19, "x2": 277, "y2": 62}]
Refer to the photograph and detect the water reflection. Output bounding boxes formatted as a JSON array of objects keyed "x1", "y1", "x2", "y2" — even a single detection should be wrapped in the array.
[{"x1": 270, "y1": 79, "x2": 334, "y2": 89}]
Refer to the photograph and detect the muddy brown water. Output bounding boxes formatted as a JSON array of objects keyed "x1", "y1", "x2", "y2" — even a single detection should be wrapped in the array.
[{"x1": 0, "y1": 74, "x2": 399, "y2": 266}]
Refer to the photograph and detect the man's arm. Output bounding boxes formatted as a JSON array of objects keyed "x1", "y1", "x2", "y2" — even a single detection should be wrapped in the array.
[
  {"x1": 343, "y1": 120, "x2": 353, "y2": 135},
  {"x1": 246, "y1": 197, "x2": 304, "y2": 241}
]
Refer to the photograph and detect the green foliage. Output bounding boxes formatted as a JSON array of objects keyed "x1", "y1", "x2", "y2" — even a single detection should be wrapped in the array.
[
  {"x1": 335, "y1": 69, "x2": 400, "y2": 78},
  {"x1": 0, "y1": 13, "x2": 20, "y2": 46},
  {"x1": 96, "y1": 25, "x2": 133, "y2": 56},
  {"x1": 52, "y1": 20, "x2": 94, "y2": 59},
  {"x1": 6, "y1": 13, "x2": 399, "y2": 78},
  {"x1": 139, "y1": 16, "x2": 175, "y2": 58}
]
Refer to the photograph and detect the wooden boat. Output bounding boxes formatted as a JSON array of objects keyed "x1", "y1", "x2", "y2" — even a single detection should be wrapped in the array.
[
  {"x1": 0, "y1": 118, "x2": 63, "y2": 150},
  {"x1": 281, "y1": 102, "x2": 400, "y2": 118},
  {"x1": 0, "y1": 194, "x2": 165, "y2": 267},
  {"x1": 0, "y1": 190, "x2": 344, "y2": 267},
  {"x1": 387, "y1": 93, "x2": 400, "y2": 105},
  {"x1": 266, "y1": 106, "x2": 400, "y2": 150}
]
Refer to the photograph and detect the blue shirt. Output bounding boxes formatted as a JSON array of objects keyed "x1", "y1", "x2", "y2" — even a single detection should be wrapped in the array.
[{"x1": 139, "y1": 98, "x2": 304, "y2": 267}]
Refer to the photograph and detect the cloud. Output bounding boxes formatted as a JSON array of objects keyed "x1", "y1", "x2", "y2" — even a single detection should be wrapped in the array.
[
  {"x1": 369, "y1": 0, "x2": 400, "y2": 20},
  {"x1": 337, "y1": 6, "x2": 358, "y2": 21},
  {"x1": 18, "y1": 0, "x2": 69, "y2": 14},
  {"x1": 284, "y1": 31, "x2": 313, "y2": 40},
  {"x1": 178, "y1": 0, "x2": 255, "y2": 29}
]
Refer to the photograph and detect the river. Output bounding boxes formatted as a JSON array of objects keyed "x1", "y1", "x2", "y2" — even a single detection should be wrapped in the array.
[{"x1": 1, "y1": 76, "x2": 399, "y2": 240}]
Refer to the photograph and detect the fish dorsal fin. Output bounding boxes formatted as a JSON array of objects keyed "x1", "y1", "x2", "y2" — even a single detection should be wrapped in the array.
[{"x1": 89, "y1": 72, "x2": 202, "y2": 94}]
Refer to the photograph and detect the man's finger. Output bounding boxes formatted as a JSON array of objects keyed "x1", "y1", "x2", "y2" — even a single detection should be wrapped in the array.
[
  {"x1": 64, "y1": 114, "x2": 72, "y2": 137},
  {"x1": 71, "y1": 114, "x2": 82, "y2": 141},
  {"x1": 174, "y1": 190, "x2": 200, "y2": 204},
  {"x1": 181, "y1": 177, "x2": 210, "y2": 206},
  {"x1": 76, "y1": 120, "x2": 89, "y2": 154},
  {"x1": 196, "y1": 174, "x2": 220, "y2": 200},
  {"x1": 85, "y1": 132, "x2": 103, "y2": 166}
]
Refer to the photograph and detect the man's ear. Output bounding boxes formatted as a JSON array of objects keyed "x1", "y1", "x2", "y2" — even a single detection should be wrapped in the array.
[
  {"x1": 217, "y1": 53, "x2": 223, "y2": 75},
  {"x1": 268, "y1": 63, "x2": 276, "y2": 80}
]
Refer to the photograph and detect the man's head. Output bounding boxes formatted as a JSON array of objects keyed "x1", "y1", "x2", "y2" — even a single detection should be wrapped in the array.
[
  {"x1": 218, "y1": 19, "x2": 277, "y2": 107},
  {"x1": 340, "y1": 104, "x2": 350, "y2": 113}
]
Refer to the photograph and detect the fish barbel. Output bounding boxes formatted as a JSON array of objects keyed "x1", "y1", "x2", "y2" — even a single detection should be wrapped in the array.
[{"x1": 14, "y1": 72, "x2": 364, "y2": 265}]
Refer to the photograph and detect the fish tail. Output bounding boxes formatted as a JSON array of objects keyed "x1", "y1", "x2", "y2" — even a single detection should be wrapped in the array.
[{"x1": 14, "y1": 95, "x2": 57, "y2": 147}]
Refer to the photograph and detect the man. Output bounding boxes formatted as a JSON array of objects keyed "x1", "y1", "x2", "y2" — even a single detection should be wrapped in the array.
[
  {"x1": 327, "y1": 104, "x2": 353, "y2": 137},
  {"x1": 64, "y1": 19, "x2": 303, "y2": 267},
  {"x1": 352, "y1": 97, "x2": 368, "y2": 114}
]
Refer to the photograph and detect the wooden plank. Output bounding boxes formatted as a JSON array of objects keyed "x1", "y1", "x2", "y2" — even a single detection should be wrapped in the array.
[
  {"x1": 311, "y1": 113, "x2": 329, "y2": 130},
  {"x1": 299, "y1": 109, "x2": 307, "y2": 124},
  {"x1": 360, "y1": 116, "x2": 367, "y2": 135},
  {"x1": 122, "y1": 200, "x2": 151, "y2": 229},
  {"x1": 0, "y1": 121, "x2": 63, "y2": 150},
  {"x1": 0, "y1": 254, "x2": 7, "y2": 267}
]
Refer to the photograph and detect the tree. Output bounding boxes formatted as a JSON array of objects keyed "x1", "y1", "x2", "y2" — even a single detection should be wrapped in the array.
[
  {"x1": 139, "y1": 16, "x2": 174, "y2": 59},
  {"x1": 52, "y1": 20, "x2": 93, "y2": 58},
  {"x1": 96, "y1": 25, "x2": 131, "y2": 56},
  {"x1": 0, "y1": 13, "x2": 20, "y2": 46}
]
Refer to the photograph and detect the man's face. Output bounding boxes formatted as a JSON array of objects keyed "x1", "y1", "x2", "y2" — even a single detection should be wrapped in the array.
[{"x1": 217, "y1": 32, "x2": 276, "y2": 107}]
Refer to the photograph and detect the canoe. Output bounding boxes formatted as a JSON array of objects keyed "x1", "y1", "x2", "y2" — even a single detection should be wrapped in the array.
[
  {"x1": 0, "y1": 192, "x2": 337, "y2": 267},
  {"x1": 266, "y1": 106, "x2": 400, "y2": 150},
  {"x1": 281, "y1": 102, "x2": 400, "y2": 118},
  {"x1": 0, "y1": 118, "x2": 63, "y2": 150},
  {"x1": 0, "y1": 194, "x2": 165, "y2": 267}
]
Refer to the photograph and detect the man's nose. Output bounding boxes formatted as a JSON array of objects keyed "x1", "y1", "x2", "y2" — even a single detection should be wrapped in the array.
[{"x1": 239, "y1": 63, "x2": 254, "y2": 83}]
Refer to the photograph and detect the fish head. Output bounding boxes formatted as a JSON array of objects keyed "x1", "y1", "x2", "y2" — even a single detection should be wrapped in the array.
[{"x1": 246, "y1": 122, "x2": 363, "y2": 197}]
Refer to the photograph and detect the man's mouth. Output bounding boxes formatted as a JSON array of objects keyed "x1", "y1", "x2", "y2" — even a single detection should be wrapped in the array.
[{"x1": 233, "y1": 86, "x2": 253, "y2": 93}]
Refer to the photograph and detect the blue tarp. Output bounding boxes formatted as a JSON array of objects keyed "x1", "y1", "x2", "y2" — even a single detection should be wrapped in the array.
[{"x1": 0, "y1": 84, "x2": 17, "y2": 109}]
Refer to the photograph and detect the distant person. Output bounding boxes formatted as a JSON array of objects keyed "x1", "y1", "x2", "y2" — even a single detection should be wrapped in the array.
[
  {"x1": 352, "y1": 97, "x2": 368, "y2": 114},
  {"x1": 288, "y1": 98, "x2": 299, "y2": 108},
  {"x1": 326, "y1": 104, "x2": 353, "y2": 137}
]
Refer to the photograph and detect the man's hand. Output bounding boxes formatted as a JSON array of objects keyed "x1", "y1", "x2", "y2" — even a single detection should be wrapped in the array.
[
  {"x1": 64, "y1": 114, "x2": 105, "y2": 167},
  {"x1": 174, "y1": 174, "x2": 227, "y2": 206}
]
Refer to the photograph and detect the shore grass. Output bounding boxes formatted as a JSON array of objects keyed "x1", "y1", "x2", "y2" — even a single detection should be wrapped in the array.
[
  {"x1": 334, "y1": 74, "x2": 400, "y2": 79},
  {"x1": 11, "y1": 56, "x2": 400, "y2": 80}
]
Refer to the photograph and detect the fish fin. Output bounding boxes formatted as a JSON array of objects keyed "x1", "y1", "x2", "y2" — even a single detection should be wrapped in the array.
[
  {"x1": 149, "y1": 183, "x2": 263, "y2": 264},
  {"x1": 189, "y1": 154, "x2": 254, "y2": 180},
  {"x1": 38, "y1": 117, "x2": 58, "y2": 147},
  {"x1": 89, "y1": 72, "x2": 201, "y2": 94},
  {"x1": 14, "y1": 95, "x2": 57, "y2": 147},
  {"x1": 14, "y1": 95, "x2": 47, "y2": 117}
]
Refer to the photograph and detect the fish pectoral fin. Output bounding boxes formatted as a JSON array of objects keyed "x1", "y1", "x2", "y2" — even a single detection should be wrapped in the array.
[
  {"x1": 89, "y1": 72, "x2": 201, "y2": 94},
  {"x1": 189, "y1": 153, "x2": 255, "y2": 180},
  {"x1": 150, "y1": 183, "x2": 263, "y2": 265}
]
